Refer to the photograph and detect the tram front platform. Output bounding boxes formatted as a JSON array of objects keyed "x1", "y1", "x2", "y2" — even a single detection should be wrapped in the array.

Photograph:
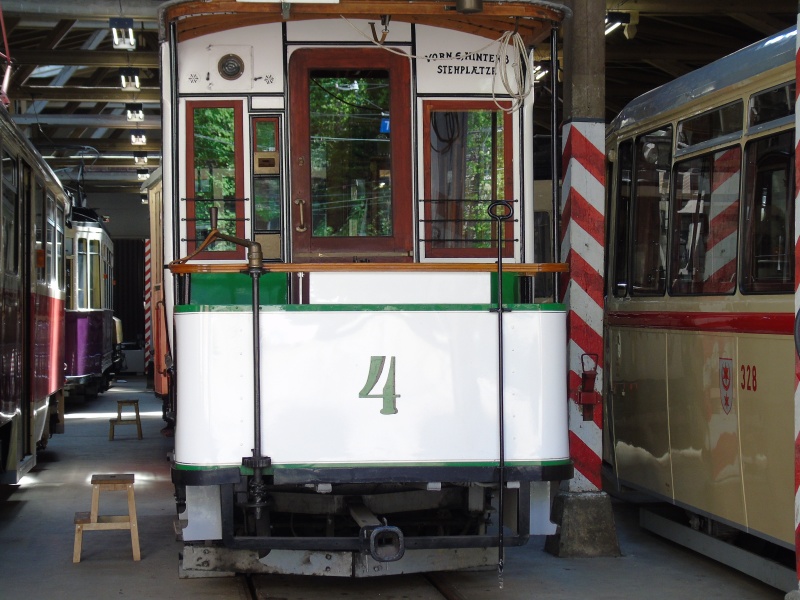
[{"x1": 0, "y1": 376, "x2": 788, "y2": 599}]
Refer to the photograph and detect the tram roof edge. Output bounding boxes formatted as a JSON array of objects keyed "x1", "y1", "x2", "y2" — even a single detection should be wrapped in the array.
[
  {"x1": 158, "y1": 0, "x2": 568, "y2": 45},
  {"x1": 607, "y1": 26, "x2": 797, "y2": 138}
]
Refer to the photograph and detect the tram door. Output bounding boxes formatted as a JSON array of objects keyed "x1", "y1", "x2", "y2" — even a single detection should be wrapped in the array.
[{"x1": 288, "y1": 48, "x2": 413, "y2": 263}]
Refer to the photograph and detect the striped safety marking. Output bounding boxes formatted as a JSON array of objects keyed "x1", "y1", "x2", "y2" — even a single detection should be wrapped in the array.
[
  {"x1": 560, "y1": 120, "x2": 605, "y2": 492},
  {"x1": 794, "y1": 15, "x2": 800, "y2": 585},
  {"x1": 144, "y1": 239, "x2": 152, "y2": 369}
]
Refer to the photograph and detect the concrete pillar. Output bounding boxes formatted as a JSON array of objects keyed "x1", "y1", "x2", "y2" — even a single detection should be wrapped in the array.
[{"x1": 545, "y1": 0, "x2": 619, "y2": 558}]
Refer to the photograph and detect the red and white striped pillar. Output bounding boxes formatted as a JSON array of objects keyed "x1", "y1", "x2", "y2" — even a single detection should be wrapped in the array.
[
  {"x1": 559, "y1": 120, "x2": 606, "y2": 492},
  {"x1": 143, "y1": 238, "x2": 152, "y2": 371}
]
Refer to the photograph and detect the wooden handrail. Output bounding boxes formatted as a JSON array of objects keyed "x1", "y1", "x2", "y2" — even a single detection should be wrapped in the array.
[{"x1": 168, "y1": 261, "x2": 569, "y2": 275}]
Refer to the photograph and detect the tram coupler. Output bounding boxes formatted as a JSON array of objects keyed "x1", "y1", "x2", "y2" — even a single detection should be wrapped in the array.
[{"x1": 360, "y1": 524, "x2": 405, "y2": 562}]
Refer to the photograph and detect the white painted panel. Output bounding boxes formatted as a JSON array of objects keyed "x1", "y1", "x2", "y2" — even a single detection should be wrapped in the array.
[
  {"x1": 286, "y1": 18, "x2": 412, "y2": 43},
  {"x1": 177, "y1": 23, "x2": 284, "y2": 94},
  {"x1": 174, "y1": 308, "x2": 568, "y2": 467},
  {"x1": 309, "y1": 272, "x2": 491, "y2": 304},
  {"x1": 414, "y1": 25, "x2": 520, "y2": 95}
]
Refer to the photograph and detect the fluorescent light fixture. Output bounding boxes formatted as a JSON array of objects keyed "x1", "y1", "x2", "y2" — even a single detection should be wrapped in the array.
[
  {"x1": 110, "y1": 18, "x2": 136, "y2": 51},
  {"x1": 605, "y1": 12, "x2": 630, "y2": 36},
  {"x1": 141, "y1": 193, "x2": 149, "y2": 205},
  {"x1": 130, "y1": 130, "x2": 147, "y2": 145},
  {"x1": 133, "y1": 151, "x2": 148, "y2": 164},
  {"x1": 126, "y1": 103, "x2": 144, "y2": 121},
  {"x1": 137, "y1": 169, "x2": 149, "y2": 181},
  {"x1": 119, "y1": 68, "x2": 140, "y2": 89}
]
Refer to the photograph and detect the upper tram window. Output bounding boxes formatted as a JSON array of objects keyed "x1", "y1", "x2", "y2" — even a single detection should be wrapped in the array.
[
  {"x1": 749, "y1": 82, "x2": 795, "y2": 127},
  {"x1": 76, "y1": 238, "x2": 86, "y2": 308},
  {"x1": 612, "y1": 140, "x2": 633, "y2": 297},
  {"x1": 308, "y1": 70, "x2": 392, "y2": 239},
  {"x1": 56, "y1": 204, "x2": 65, "y2": 291},
  {"x1": 741, "y1": 130, "x2": 794, "y2": 293},
  {"x1": 34, "y1": 180, "x2": 44, "y2": 282},
  {"x1": 677, "y1": 101, "x2": 743, "y2": 151},
  {"x1": 669, "y1": 147, "x2": 741, "y2": 295},
  {"x1": 422, "y1": 101, "x2": 514, "y2": 258},
  {"x1": 186, "y1": 101, "x2": 244, "y2": 258},
  {"x1": 89, "y1": 239, "x2": 101, "y2": 308},
  {"x1": 46, "y1": 194, "x2": 55, "y2": 285},
  {"x1": 1, "y1": 149, "x2": 17, "y2": 275},
  {"x1": 630, "y1": 126, "x2": 672, "y2": 296},
  {"x1": 252, "y1": 117, "x2": 281, "y2": 260}
]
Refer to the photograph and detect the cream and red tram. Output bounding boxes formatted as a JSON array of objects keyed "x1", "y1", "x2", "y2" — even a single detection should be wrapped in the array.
[
  {"x1": 155, "y1": 0, "x2": 572, "y2": 577},
  {"x1": 604, "y1": 27, "x2": 796, "y2": 564}
]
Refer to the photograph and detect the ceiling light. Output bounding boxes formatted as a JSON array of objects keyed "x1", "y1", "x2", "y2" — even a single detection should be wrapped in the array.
[
  {"x1": 134, "y1": 151, "x2": 148, "y2": 164},
  {"x1": 110, "y1": 18, "x2": 136, "y2": 51},
  {"x1": 126, "y1": 103, "x2": 144, "y2": 121},
  {"x1": 131, "y1": 130, "x2": 147, "y2": 145},
  {"x1": 119, "y1": 68, "x2": 140, "y2": 90},
  {"x1": 605, "y1": 12, "x2": 630, "y2": 36},
  {"x1": 137, "y1": 169, "x2": 149, "y2": 181},
  {"x1": 141, "y1": 193, "x2": 149, "y2": 205}
]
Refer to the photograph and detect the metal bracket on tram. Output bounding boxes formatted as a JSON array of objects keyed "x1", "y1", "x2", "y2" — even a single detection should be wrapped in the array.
[{"x1": 349, "y1": 503, "x2": 405, "y2": 562}]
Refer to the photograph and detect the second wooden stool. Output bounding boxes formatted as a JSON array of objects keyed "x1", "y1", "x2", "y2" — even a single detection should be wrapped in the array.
[{"x1": 109, "y1": 399, "x2": 143, "y2": 440}]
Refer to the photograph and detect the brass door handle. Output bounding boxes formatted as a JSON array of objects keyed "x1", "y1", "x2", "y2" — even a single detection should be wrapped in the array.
[{"x1": 294, "y1": 198, "x2": 307, "y2": 232}]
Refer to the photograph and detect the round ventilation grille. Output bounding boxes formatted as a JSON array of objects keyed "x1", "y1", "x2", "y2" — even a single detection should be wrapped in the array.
[{"x1": 218, "y1": 54, "x2": 244, "y2": 80}]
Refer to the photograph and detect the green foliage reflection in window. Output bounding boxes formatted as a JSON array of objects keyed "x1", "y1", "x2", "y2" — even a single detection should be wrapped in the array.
[
  {"x1": 308, "y1": 71, "x2": 392, "y2": 238},
  {"x1": 193, "y1": 106, "x2": 237, "y2": 251}
]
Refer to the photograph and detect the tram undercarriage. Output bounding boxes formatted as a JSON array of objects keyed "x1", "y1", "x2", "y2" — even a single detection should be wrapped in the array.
[{"x1": 174, "y1": 473, "x2": 565, "y2": 577}]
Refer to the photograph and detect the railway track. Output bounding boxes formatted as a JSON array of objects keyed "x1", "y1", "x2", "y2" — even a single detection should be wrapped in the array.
[{"x1": 245, "y1": 571, "x2": 477, "y2": 599}]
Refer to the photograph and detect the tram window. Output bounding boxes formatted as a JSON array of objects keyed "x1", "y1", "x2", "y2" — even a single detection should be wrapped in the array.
[
  {"x1": 76, "y1": 238, "x2": 87, "y2": 308},
  {"x1": 741, "y1": 130, "x2": 794, "y2": 293},
  {"x1": 612, "y1": 140, "x2": 633, "y2": 297},
  {"x1": 1, "y1": 150, "x2": 17, "y2": 275},
  {"x1": 669, "y1": 147, "x2": 740, "y2": 295},
  {"x1": 422, "y1": 101, "x2": 513, "y2": 258},
  {"x1": 89, "y1": 239, "x2": 101, "y2": 308},
  {"x1": 186, "y1": 101, "x2": 244, "y2": 257},
  {"x1": 309, "y1": 70, "x2": 393, "y2": 239},
  {"x1": 34, "y1": 181, "x2": 44, "y2": 282},
  {"x1": 46, "y1": 194, "x2": 55, "y2": 285},
  {"x1": 252, "y1": 118, "x2": 281, "y2": 232},
  {"x1": 677, "y1": 101, "x2": 743, "y2": 150},
  {"x1": 56, "y1": 205, "x2": 64, "y2": 291},
  {"x1": 630, "y1": 126, "x2": 672, "y2": 296},
  {"x1": 749, "y1": 82, "x2": 795, "y2": 127}
]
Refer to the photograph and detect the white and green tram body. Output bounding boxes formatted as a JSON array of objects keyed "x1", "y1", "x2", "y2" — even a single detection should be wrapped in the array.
[{"x1": 159, "y1": 0, "x2": 571, "y2": 577}]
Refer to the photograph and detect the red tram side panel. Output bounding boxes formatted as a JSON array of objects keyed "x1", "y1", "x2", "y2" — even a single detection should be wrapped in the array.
[{"x1": 0, "y1": 102, "x2": 69, "y2": 484}]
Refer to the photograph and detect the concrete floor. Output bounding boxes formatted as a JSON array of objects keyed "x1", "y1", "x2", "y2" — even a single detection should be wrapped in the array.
[{"x1": 0, "y1": 376, "x2": 789, "y2": 599}]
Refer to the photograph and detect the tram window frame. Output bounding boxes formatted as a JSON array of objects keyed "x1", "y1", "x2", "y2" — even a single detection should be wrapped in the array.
[
  {"x1": 749, "y1": 82, "x2": 795, "y2": 128},
  {"x1": 185, "y1": 100, "x2": 245, "y2": 260},
  {"x1": 421, "y1": 100, "x2": 514, "y2": 259},
  {"x1": 56, "y1": 204, "x2": 65, "y2": 292},
  {"x1": 34, "y1": 180, "x2": 45, "y2": 282},
  {"x1": 1, "y1": 149, "x2": 17, "y2": 276},
  {"x1": 668, "y1": 146, "x2": 741, "y2": 296},
  {"x1": 677, "y1": 100, "x2": 743, "y2": 152},
  {"x1": 76, "y1": 237, "x2": 87, "y2": 308},
  {"x1": 741, "y1": 130, "x2": 794, "y2": 294},
  {"x1": 611, "y1": 139, "x2": 633, "y2": 297},
  {"x1": 251, "y1": 116, "x2": 282, "y2": 260},
  {"x1": 45, "y1": 194, "x2": 55, "y2": 286},
  {"x1": 629, "y1": 125, "x2": 672, "y2": 297}
]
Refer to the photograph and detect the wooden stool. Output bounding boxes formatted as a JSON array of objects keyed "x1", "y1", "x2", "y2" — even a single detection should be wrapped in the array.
[
  {"x1": 73, "y1": 473, "x2": 141, "y2": 562},
  {"x1": 109, "y1": 399, "x2": 143, "y2": 440}
]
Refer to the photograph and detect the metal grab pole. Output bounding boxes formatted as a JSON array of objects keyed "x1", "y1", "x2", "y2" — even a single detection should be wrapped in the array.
[{"x1": 488, "y1": 200, "x2": 513, "y2": 581}]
